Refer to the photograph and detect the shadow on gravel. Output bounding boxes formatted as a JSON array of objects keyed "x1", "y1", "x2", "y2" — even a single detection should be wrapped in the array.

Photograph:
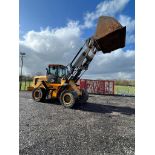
[
  {"x1": 42, "y1": 99, "x2": 134, "y2": 116},
  {"x1": 43, "y1": 99, "x2": 61, "y2": 105},
  {"x1": 76, "y1": 102, "x2": 135, "y2": 116}
]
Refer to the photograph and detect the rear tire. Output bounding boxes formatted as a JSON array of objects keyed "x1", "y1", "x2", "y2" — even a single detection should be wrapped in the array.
[
  {"x1": 78, "y1": 89, "x2": 88, "y2": 104},
  {"x1": 32, "y1": 88, "x2": 46, "y2": 102},
  {"x1": 60, "y1": 91, "x2": 77, "y2": 108}
]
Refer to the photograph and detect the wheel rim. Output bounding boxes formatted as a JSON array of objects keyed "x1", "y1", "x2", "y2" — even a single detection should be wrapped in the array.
[
  {"x1": 63, "y1": 94, "x2": 71, "y2": 105},
  {"x1": 34, "y1": 89, "x2": 42, "y2": 99}
]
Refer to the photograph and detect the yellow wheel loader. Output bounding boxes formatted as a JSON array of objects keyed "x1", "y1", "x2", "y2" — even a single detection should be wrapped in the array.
[{"x1": 32, "y1": 16, "x2": 126, "y2": 108}]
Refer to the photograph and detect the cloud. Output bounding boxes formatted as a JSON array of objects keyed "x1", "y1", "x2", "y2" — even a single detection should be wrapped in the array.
[
  {"x1": 20, "y1": 25, "x2": 135, "y2": 79},
  {"x1": 19, "y1": 21, "x2": 135, "y2": 79},
  {"x1": 119, "y1": 15, "x2": 135, "y2": 33},
  {"x1": 119, "y1": 15, "x2": 135, "y2": 44},
  {"x1": 82, "y1": 0, "x2": 130, "y2": 28},
  {"x1": 19, "y1": 21, "x2": 82, "y2": 75},
  {"x1": 83, "y1": 72, "x2": 134, "y2": 80},
  {"x1": 84, "y1": 49, "x2": 135, "y2": 80}
]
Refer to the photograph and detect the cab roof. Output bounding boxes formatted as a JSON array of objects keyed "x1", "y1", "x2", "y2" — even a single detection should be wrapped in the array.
[{"x1": 48, "y1": 64, "x2": 65, "y2": 67}]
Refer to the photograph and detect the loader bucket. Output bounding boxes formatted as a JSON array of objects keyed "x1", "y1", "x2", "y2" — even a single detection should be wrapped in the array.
[{"x1": 93, "y1": 16, "x2": 126, "y2": 53}]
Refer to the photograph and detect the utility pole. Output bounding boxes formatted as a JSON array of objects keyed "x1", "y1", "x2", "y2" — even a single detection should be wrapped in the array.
[{"x1": 20, "y1": 52, "x2": 26, "y2": 90}]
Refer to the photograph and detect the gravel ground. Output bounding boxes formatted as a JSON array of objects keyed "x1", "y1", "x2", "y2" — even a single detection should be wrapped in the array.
[{"x1": 19, "y1": 91, "x2": 135, "y2": 155}]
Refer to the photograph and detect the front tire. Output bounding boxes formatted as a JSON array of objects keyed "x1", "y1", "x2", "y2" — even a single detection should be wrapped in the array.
[
  {"x1": 32, "y1": 88, "x2": 46, "y2": 102},
  {"x1": 60, "y1": 91, "x2": 77, "y2": 108}
]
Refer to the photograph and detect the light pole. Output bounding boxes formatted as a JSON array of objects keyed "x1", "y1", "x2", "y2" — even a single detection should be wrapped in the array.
[{"x1": 20, "y1": 52, "x2": 26, "y2": 90}]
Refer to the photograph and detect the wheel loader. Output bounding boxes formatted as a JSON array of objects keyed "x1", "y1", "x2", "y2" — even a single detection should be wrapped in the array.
[{"x1": 32, "y1": 16, "x2": 126, "y2": 108}]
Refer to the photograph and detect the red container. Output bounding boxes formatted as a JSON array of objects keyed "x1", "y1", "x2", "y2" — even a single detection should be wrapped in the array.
[{"x1": 80, "y1": 79, "x2": 114, "y2": 95}]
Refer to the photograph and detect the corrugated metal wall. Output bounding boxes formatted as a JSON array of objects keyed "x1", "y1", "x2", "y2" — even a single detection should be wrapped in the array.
[{"x1": 80, "y1": 79, "x2": 114, "y2": 95}]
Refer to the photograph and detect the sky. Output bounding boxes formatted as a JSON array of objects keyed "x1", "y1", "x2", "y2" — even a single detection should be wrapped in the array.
[{"x1": 19, "y1": 0, "x2": 135, "y2": 80}]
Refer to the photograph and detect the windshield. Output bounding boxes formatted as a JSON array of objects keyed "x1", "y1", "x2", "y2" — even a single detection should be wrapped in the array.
[
  {"x1": 58, "y1": 67, "x2": 67, "y2": 77},
  {"x1": 49, "y1": 66, "x2": 68, "y2": 77}
]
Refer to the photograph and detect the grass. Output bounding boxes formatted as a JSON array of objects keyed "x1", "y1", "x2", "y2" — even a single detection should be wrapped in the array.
[
  {"x1": 115, "y1": 85, "x2": 135, "y2": 95},
  {"x1": 19, "y1": 81, "x2": 33, "y2": 90}
]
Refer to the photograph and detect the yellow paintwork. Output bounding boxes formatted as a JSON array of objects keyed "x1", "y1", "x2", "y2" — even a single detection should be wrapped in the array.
[
  {"x1": 52, "y1": 89, "x2": 57, "y2": 97},
  {"x1": 32, "y1": 76, "x2": 47, "y2": 88},
  {"x1": 69, "y1": 80, "x2": 82, "y2": 95},
  {"x1": 32, "y1": 75, "x2": 81, "y2": 99}
]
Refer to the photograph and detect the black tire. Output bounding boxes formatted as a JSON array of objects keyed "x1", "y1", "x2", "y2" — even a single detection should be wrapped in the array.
[
  {"x1": 78, "y1": 89, "x2": 89, "y2": 104},
  {"x1": 32, "y1": 88, "x2": 46, "y2": 102},
  {"x1": 60, "y1": 91, "x2": 77, "y2": 108}
]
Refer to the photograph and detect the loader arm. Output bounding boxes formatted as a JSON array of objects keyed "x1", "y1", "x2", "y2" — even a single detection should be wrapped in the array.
[
  {"x1": 67, "y1": 37, "x2": 98, "y2": 82},
  {"x1": 67, "y1": 16, "x2": 126, "y2": 82}
]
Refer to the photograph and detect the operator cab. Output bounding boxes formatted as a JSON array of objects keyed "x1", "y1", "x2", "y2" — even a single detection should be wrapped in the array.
[{"x1": 46, "y1": 64, "x2": 68, "y2": 83}]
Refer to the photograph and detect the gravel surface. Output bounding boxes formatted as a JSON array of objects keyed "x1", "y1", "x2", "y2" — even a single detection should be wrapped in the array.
[{"x1": 19, "y1": 91, "x2": 135, "y2": 155}]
